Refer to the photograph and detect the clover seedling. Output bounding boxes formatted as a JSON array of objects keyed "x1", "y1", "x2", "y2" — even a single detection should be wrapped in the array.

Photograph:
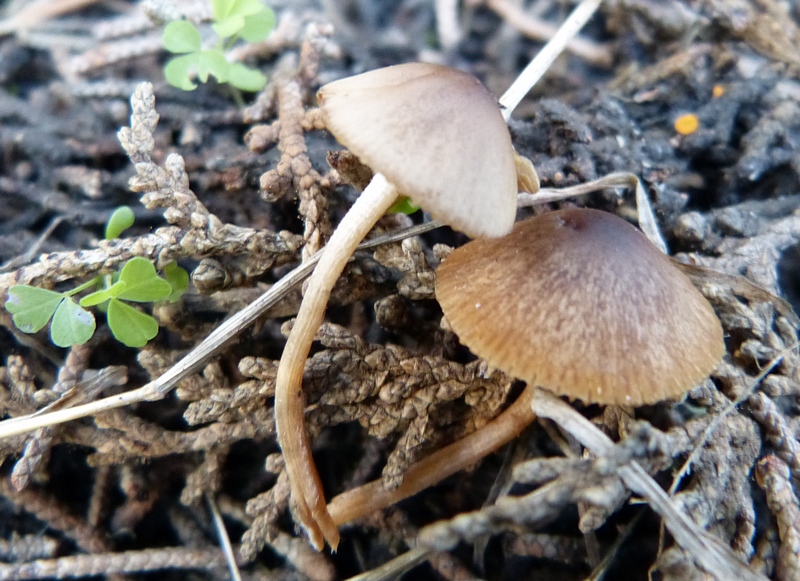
[
  {"x1": 163, "y1": 0, "x2": 276, "y2": 92},
  {"x1": 4, "y1": 207, "x2": 189, "y2": 348}
]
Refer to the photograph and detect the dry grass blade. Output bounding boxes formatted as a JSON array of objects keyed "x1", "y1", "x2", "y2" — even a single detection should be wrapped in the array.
[
  {"x1": 344, "y1": 548, "x2": 431, "y2": 581},
  {"x1": 207, "y1": 494, "x2": 242, "y2": 581},
  {"x1": 531, "y1": 389, "x2": 768, "y2": 581},
  {"x1": 669, "y1": 343, "x2": 798, "y2": 494},
  {"x1": 499, "y1": 0, "x2": 604, "y2": 120},
  {"x1": 520, "y1": 172, "x2": 667, "y2": 253}
]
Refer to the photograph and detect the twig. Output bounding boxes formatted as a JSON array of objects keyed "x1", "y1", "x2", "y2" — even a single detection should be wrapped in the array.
[
  {"x1": 481, "y1": 0, "x2": 613, "y2": 67},
  {"x1": 0, "y1": 216, "x2": 64, "y2": 273},
  {"x1": 0, "y1": 0, "x2": 101, "y2": 36},
  {"x1": 669, "y1": 343, "x2": 798, "y2": 494},
  {"x1": 0, "y1": 547, "x2": 229, "y2": 580},
  {"x1": 344, "y1": 548, "x2": 431, "y2": 581},
  {"x1": 207, "y1": 494, "x2": 242, "y2": 581},
  {"x1": 499, "y1": 0, "x2": 604, "y2": 120}
]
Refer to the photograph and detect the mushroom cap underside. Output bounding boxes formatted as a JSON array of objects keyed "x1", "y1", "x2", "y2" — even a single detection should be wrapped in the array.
[
  {"x1": 317, "y1": 62, "x2": 518, "y2": 239},
  {"x1": 435, "y1": 208, "x2": 725, "y2": 405}
]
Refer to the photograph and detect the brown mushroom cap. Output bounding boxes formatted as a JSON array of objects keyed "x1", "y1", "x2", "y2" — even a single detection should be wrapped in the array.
[
  {"x1": 317, "y1": 63, "x2": 517, "y2": 238},
  {"x1": 435, "y1": 208, "x2": 725, "y2": 405}
]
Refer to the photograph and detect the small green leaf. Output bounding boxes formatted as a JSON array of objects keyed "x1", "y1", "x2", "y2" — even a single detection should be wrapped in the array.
[
  {"x1": 5, "y1": 286, "x2": 64, "y2": 333},
  {"x1": 107, "y1": 299, "x2": 159, "y2": 347},
  {"x1": 163, "y1": 20, "x2": 202, "y2": 54},
  {"x1": 233, "y1": 0, "x2": 266, "y2": 17},
  {"x1": 227, "y1": 62, "x2": 267, "y2": 92},
  {"x1": 105, "y1": 206, "x2": 135, "y2": 240},
  {"x1": 215, "y1": 0, "x2": 265, "y2": 37},
  {"x1": 212, "y1": 0, "x2": 235, "y2": 21},
  {"x1": 240, "y1": 6, "x2": 276, "y2": 42},
  {"x1": 164, "y1": 263, "x2": 189, "y2": 303},
  {"x1": 196, "y1": 50, "x2": 231, "y2": 84},
  {"x1": 50, "y1": 297, "x2": 95, "y2": 347},
  {"x1": 212, "y1": 15, "x2": 245, "y2": 38},
  {"x1": 388, "y1": 197, "x2": 421, "y2": 215},
  {"x1": 117, "y1": 258, "x2": 172, "y2": 303},
  {"x1": 165, "y1": 53, "x2": 201, "y2": 90},
  {"x1": 79, "y1": 280, "x2": 127, "y2": 307}
]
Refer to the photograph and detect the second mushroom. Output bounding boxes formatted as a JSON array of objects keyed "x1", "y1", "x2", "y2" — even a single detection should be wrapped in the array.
[{"x1": 274, "y1": 63, "x2": 528, "y2": 550}]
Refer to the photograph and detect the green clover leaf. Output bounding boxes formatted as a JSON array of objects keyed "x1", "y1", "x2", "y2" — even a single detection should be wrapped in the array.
[
  {"x1": 196, "y1": 50, "x2": 231, "y2": 84},
  {"x1": 165, "y1": 53, "x2": 201, "y2": 90},
  {"x1": 227, "y1": 62, "x2": 267, "y2": 92},
  {"x1": 240, "y1": 6, "x2": 276, "y2": 43},
  {"x1": 116, "y1": 257, "x2": 172, "y2": 303},
  {"x1": 213, "y1": 15, "x2": 246, "y2": 38},
  {"x1": 164, "y1": 263, "x2": 189, "y2": 303},
  {"x1": 213, "y1": 0, "x2": 265, "y2": 37},
  {"x1": 107, "y1": 299, "x2": 159, "y2": 348},
  {"x1": 212, "y1": 0, "x2": 235, "y2": 21},
  {"x1": 50, "y1": 297, "x2": 95, "y2": 347},
  {"x1": 105, "y1": 206, "x2": 136, "y2": 240},
  {"x1": 5, "y1": 286, "x2": 64, "y2": 334},
  {"x1": 80, "y1": 280, "x2": 127, "y2": 307},
  {"x1": 163, "y1": 20, "x2": 202, "y2": 54}
]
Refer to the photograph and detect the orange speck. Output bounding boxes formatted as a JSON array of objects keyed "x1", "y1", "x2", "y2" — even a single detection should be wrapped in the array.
[
  {"x1": 674, "y1": 114, "x2": 699, "y2": 135},
  {"x1": 712, "y1": 85, "x2": 725, "y2": 98}
]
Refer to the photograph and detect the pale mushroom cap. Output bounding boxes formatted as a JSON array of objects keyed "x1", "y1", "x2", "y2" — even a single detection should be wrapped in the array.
[
  {"x1": 435, "y1": 208, "x2": 725, "y2": 405},
  {"x1": 317, "y1": 63, "x2": 517, "y2": 238}
]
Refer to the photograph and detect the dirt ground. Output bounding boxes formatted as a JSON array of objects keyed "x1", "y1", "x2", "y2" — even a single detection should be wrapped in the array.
[{"x1": 1, "y1": 0, "x2": 800, "y2": 579}]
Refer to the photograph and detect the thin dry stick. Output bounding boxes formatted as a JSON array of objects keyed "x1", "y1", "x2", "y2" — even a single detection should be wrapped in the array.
[
  {"x1": 522, "y1": 172, "x2": 666, "y2": 253},
  {"x1": 669, "y1": 343, "x2": 798, "y2": 494},
  {"x1": 499, "y1": 0, "x2": 604, "y2": 120},
  {"x1": 531, "y1": 388, "x2": 768, "y2": 581},
  {"x1": 344, "y1": 548, "x2": 431, "y2": 581},
  {"x1": 483, "y1": 0, "x2": 613, "y2": 67},
  {"x1": 207, "y1": 494, "x2": 242, "y2": 581},
  {"x1": 0, "y1": 0, "x2": 101, "y2": 35},
  {"x1": 435, "y1": 0, "x2": 461, "y2": 49}
]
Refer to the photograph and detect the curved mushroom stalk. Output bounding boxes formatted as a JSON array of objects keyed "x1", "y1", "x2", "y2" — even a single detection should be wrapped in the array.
[
  {"x1": 327, "y1": 385, "x2": 536, "y2": 526},
  {"x1": 275, "y1": 173, "x2": 398, "y2": 550},
  {"x1": 276, "y1": 62, "x2": 519, "y2": 551}
]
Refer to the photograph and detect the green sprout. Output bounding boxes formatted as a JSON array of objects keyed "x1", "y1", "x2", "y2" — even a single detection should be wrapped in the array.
[
  {"x1": 163, "y1": 0, "x2": 276, "y2": 92},
  {"x1": 4, "y1": 207, "x2": 189, "y2": 348},
  {"x1": 387, "y1": 196, "x2": 421, "y2": 215}
]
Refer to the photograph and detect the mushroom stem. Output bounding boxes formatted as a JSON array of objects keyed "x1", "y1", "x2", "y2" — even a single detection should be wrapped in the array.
[
  {"x1": 275, "y1": 172, "x2": 398, "y2": 551},
  {"x1": 327, "y1": 385, "x2": 536, "y2": 526}
]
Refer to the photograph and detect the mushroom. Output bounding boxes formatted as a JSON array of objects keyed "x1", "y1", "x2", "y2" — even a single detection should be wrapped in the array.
[
  {"x1": 275, "y1": 62, "x2": 525, "y2": 550},
  {"x1": 435, "y1": 207, "x2": 725, "y2": 405},
  {"x1": 318, "y1": 208, "x2": 725, "y2": 529}
]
